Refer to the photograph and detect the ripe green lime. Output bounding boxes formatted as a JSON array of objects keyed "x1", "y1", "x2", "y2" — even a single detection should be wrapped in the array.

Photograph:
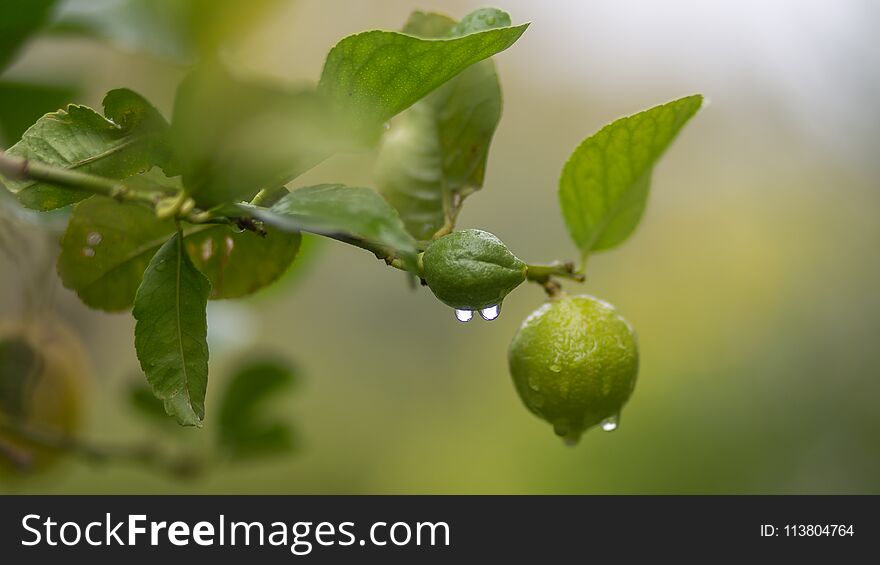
[
  {"x1": 422, "y1": 229, "x2": 527, "y2": 311},
  {"x1": 508, "y1": 295, "x2": 638, "y2": 443}
]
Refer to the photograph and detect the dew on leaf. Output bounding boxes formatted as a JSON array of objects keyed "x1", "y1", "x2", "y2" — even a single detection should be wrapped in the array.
[
  {"x1": 81, "y1": 247, "x2": 95, "y2": 257},
  {"x1": 454, "y1": 309, "x2": 473, "y2": 323},
  {"x1": 86, "y1": 232, "x2": 102, "y2": 245}
]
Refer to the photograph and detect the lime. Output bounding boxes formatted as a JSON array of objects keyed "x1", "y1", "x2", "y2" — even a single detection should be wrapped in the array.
[
  {"x1": 422, "y1": 229, "x2": 527, "y2": 313},
  {"x1": 508, "y1": 295, "x2": 638, "y2": 443}
]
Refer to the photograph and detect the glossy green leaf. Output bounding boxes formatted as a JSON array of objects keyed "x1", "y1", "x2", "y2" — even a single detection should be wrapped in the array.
[
  {"x1": 0, "y1": 0, "x2": 56, "y2": 71},
  {"x1": 559, "y1": 95, "x2": 703, "y2": 258},
  {"x1": 133, "y1": 232, "x2": 210, "y2": 426},
  {"x1": 171, "y1": 61, "x2": 350, "y2": 207},
  {"x1": 375, "y1": 9, "x2": 506, "y2": 239},
  {"x1": 58, "y1": 194, "x2": 300, "y2": 311},
  {"x1": 248, "y1": 184, "x2": 418, "y2": 269},
  {"x1": 317, "y1": 14, "x2": 527, "y2": 135},
  {"x1": 0, "y1": 81, "x2": 77, "y2": 147},
  {"x1": 2, "y1": 88, "x2": 172, "y2": 210},
  {"x1": 218, "y1": 358, "x2": 297, "y2": 459}
]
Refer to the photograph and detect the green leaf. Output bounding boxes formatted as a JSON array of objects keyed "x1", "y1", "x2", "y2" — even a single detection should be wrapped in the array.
[
  {"x1": 184, "y1": 226, "x2": 301, "y2": 301},
  {"x1": 0, "y1": 0, "x2": 56, "y2": 71},
  {"x1": 58, "y1": 194, "x2": 301, "y2": 311},
  {"x1": 317, "y1": 14, "x2": 527, "y2": 136},
  {"x1": 375, "y1": 9, "x2": 507, "y2": 239},
  {"x1": 133, "y1": 232, "x2": 210, "y2": 426},
  {"x1": 218, "y1": 357, "x2": 298, "y2": 460},
  {"x1": 0, "y1": 81, "x2": 77, "y2": 147},
  {"x1": 58, "y1": 195, "x2": 177, "y2": 311},
  {"x1": 247, "y1": 184, "x2": 418, "y2": 269},
  {"x1": 559, "y1": 95, "x2": 703, "y2": 258},
  {"x1": 2, "y1": 88, "x2": 173, "y2": 211},
  {"x1": 171, "y1": 61, "x2": 349, "y2": 207}
]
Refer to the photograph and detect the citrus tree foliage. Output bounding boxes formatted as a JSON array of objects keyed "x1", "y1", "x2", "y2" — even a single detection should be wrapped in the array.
[{"x1": 0, "y1": 5, "x2": 701, "y2": 440}]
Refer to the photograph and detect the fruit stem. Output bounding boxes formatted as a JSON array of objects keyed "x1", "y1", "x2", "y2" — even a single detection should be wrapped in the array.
[{"x1": 526, "y1": 261, "x2": 585, "y2": 283}]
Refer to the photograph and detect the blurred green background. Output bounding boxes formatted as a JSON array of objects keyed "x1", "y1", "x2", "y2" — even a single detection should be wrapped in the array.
[{"x1": 1, "y1": 0, "x2": 878, "y2": 493}]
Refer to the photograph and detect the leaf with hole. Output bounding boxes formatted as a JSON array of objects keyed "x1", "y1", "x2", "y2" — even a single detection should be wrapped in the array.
[{"x1": 58, "y1": 194, "x2": 301, "y2": 311}]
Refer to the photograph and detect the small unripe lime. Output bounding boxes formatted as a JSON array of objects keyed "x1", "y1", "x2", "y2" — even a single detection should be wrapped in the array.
[
  {"x1": 508, "y1": 295, "x2": 638, "y2": 444},
  {"x1": 0, "y1": 319, "x2": 89, "y2": 477},
  {"x1": 422, "y1": 229, "x2": 527, "y2": 312}
]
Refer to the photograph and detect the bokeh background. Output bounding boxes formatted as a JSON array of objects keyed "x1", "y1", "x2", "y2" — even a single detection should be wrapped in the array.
[{"x1": 1, "y1": 0, "x2": 878, "y2": 493}]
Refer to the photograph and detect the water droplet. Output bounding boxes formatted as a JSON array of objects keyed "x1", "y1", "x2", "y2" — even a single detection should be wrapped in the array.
[
  {"x1": 562, "y1": 436, "x2": 579, "y2": 447},
  {"x1": 86, "y1": 232, "x2": 102, "y2": 245},
  {"x1": 454, "y1": 309, "x2": 473, "y2": 323},
  {"x1": 600, "y1": 414, "x2": 619, "y2": 432},
  {"x1": 383, "y1": 122, "x2": 391, "y2": 131},
  {"x1": 479, "y1": 304, "x2": 499, "y2": 321},
  {"x1": 549, "y1": 364, "x2": 561, "y2": 373},
  {"x1": 81, "y1": 247, "x2": 95, "y2": 257}
]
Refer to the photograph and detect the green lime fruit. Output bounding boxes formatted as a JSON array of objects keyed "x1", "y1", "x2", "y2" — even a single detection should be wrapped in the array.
[
  {"x1": 422, "y1": 229, "x2": 527, "y2": 317},
  {"x1": 508, "y1": 295, "x2": 639, "y2": 444},
  {"x1": 0, "y1": 318, "x2": 89, "y2": 477}
]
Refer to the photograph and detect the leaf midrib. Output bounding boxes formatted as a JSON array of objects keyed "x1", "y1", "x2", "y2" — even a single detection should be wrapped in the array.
[{"x1": 173, "y1": 232, "x2": 196, "y2": 420}]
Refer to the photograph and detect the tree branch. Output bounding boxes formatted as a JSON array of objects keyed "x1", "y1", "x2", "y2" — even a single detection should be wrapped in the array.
[
  {"x1": 0, "y1": 150, "x2": 163, "y2": 206},
  {"x1": 0, "y1": 420, "x2": 206, "y2": 479}
]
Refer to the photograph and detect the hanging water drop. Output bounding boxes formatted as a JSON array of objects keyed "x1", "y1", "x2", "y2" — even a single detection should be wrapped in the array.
[
  {"x1": 454, "y1": 309, "x2": 473, "y2": 323},
  {"x1": 479, "y1": 304, "x2": 500, "y2": 321},
  {"x1": 600, "y1": 414, "x2": 619, "y2": 432}
]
